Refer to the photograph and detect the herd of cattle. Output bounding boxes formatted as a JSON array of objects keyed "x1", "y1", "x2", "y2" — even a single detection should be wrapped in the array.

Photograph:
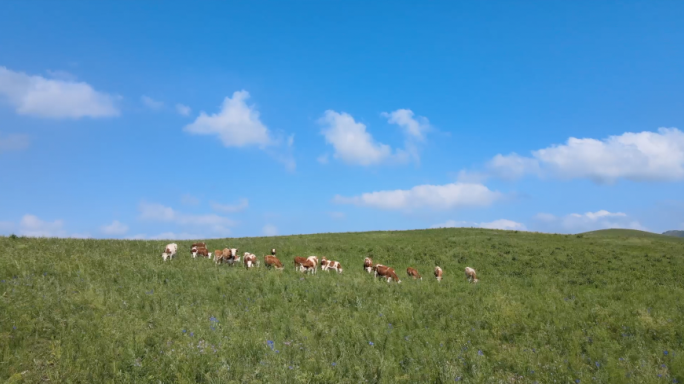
[{"x1": 160, "y1": 242, "x2": 480, "y2": 284}]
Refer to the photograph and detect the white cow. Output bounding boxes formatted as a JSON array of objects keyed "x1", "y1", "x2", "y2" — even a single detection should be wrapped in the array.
[
  {"x1": 162, "y1": 243, "x2": 178, "y2": 261},
  {"x1": 306, "y1": 256, "x2": 319, "y2": 274}
]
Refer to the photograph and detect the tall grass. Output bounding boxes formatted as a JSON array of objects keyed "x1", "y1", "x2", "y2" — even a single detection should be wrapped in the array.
[{"x1": 1, "y1": 228, "x2": 683, "y2": 383}]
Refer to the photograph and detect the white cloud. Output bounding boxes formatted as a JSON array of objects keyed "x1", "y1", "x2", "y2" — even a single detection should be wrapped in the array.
[
  {"x1": 431, "y1": 219, "x2": 526, "y2": 231},
  {"x1": 148, "y1": 232, "x2": 206, "y2": 240},
  {"x1": 534, "y1": 210, "x2": 647, "y2": 232},
  {"x1": 141, "y1": 95, "x2": 164, "y2": 110},
  {"x1": 210, "y1": 198, "x2": 248, "y2": 213},
  {"x1": 262, "y1": 224, "x2": 278, "y2": 236},
  {"x1": 46, "y1": 70, "x2": 77, "y2": 82},
  {"x1": 0, "y1": 133, "x2": 30, "y2": 153},
  {"x1": 487, "y1": 128, "x2": 684, "y2": 184},
  {"x1": 319, "y1": 110, "x2": 397, "y2": 166},
  {"x1": 181, "y1": 194, "x2": 200, "y2": 206},
  {"x1": 100, "y1": 220, "x2": 129, "y2": 235},
  {"x1": 382, "y1": 109, "x2": 430, "y2": 141},
  {"x1": 334, "y1": 182, "x2": 502, "y2": 210},
  {"x1": 18, "y1": 214, "x2": 67, "y2": 237},
  {"x1": 0, "y1": 66, "x2": 120, "y2": 118},
  {"x1": 487, "y1": 153, "x2": 541, "y2": 180},
  {"x1": 176, "y1": 103, "x2": 191, "y2": 116},
  {"x1": 328, "y1": 211, "x2": 346, "y2": 220},
  {"x1": 138, "y1": 202, "x2": 235, "y2": 234},
  {"x1": 184, "y1": 90, "x2": 273, "y2": 148}
]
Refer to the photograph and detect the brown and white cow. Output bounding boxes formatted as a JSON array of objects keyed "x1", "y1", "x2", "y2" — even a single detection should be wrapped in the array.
[
  {"x1": 299, "y1": 259, "x2": 317, "y2": 274},
  {"x1": 306, "y1": 256, "x2": 319, "y2": 273},
  {"x1": 434, "y1": 266, "x2": 443, "y2": 282},
  {"x1": 243, "y1": 252, "x2": 258, "y2": 268},
  {"x1": 214, "y1": 249, "x2": 223, "y2": 260},
  {"x1": 373, "y1": 264, "x2": 401, "y2": 283},
  {"x1": 406, "y1": 267, "x2": 422, "y2": 280},
  {"x1": 264, "y1": 255, "x2": 284, "y2": 270},
  {"x1": 191, "y1": 242, "x2": 206, "y2": 251},
  {"x1": 216, "y1": 248, "x2": 240, "y2": 265},
  {"x1": 321, "y1": 257, "x2": 343, "y2": 273},
  {"x1": 271, "y1": 248, "x2": 276, "y2": 255},
  {"x1": 162, "y1": 243, "x2": 178, "y2": 261},
  {"x1": 465, "y1": 267, "x2": 479, "y2": 283},
  {"x1": 192, "y1": 245, "x2": 210, "y2": 258},
  {"x1": 364, "y1": 257, "x2": 374, "y2": 273},
  {"x1": 293, "y1": 256, "x2": 308, "y2": 271}
]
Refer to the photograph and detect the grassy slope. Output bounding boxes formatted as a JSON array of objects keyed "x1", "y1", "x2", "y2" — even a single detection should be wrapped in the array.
[
  {"x1": 663, "y1": 230, "x2": 684, "y2": 238},
  {"x1": 580, "y1": 229, "x2": 670, "y2": 239},
  {"x1": 1, "y1": 228, "x2": 683, "y2": 383}
]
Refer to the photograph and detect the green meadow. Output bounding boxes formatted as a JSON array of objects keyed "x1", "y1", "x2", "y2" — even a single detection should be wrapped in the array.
[{"x1": 1, "y1": 228, "x2": 683, "y2": 383}]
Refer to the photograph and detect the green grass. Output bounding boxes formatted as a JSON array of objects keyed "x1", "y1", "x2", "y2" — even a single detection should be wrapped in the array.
[
  {"x1": 1, "y1": 228, "x2": 683, "y2": 383},
  {"x1": 580, "y1": 229, "x2": 672, "y2": 239}
]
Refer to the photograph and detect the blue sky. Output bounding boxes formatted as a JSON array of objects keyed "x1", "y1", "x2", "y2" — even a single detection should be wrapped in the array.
[{"x1": 1, "y1": 1, "x2": 683, "y2": 239}]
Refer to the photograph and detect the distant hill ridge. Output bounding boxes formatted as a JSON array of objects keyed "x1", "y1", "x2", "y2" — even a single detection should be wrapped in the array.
[{"x1": 663, "y1": 230, "x2": 684, "y2": 238}]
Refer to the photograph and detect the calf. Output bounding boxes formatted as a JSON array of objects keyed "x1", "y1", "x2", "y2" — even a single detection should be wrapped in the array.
[
  {"x1": 243, "y1": 252, "x2": 258, "y2": 268},
  {"x1": 434, "y1": 266, "x2": 443, "y2": 282},
  {"x1": 293, "y1": 256, "x2": 308, "y2": 271},
  {"x1": 162, "y1": 243, "x2": 178, "y2": 261},
  {"x1": 192, "y1": 246, "x2": 210, "y2": 259},
  {"x1": 364, "y1": 257, "x2": 374, "y2": 273},
  {"x1": 374, "y1": 264, "x2": 401, "y2": 283},
  {"x1": 321, "y1": 257, "x2": 343, "y2": 273},
  {"x1": 406, "y1": 267, "x2": 422, "y2": 280},
  {"x1": 264, "y1": 255, "x2": 284, "y2": 270},
  {"x1": 465, "y1": 267, "x2": 479, "y2": 283}
]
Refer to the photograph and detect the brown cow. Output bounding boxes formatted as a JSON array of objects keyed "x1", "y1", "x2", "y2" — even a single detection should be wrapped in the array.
[
  {"x1": 434, "y1": 266, "x2": 443, "y2": 282},
  {"x1": 406, "y1": 267, "x2": 422, "y2": 280},
  {"x1": 374, "y1": 264, "x2": 401, "y2": 283},
  {"x1": 465, "y1": 267, "x2": 479, "y2": 283},
  {"x1": 293, "y1": 256, "x2": 308, "y2": 271},
  {"x1": 264, "y1": 255, "x2": 284, "y2": 270},
  {"x1": 364, "y1": 257, "x2": 374, "y2": 273},
  {"x1": 192, "y1": 246, "x2": 209, "y2": 258}
]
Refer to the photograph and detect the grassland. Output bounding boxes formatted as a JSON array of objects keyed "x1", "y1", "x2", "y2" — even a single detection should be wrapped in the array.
[{"x1": 1, "y1": 228, "x2": 683, "y2": 383}]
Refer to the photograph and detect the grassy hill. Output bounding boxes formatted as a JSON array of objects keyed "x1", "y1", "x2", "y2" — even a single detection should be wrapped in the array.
[
  {"x1": 663, "y1": 230, "x2": 684, "y2": 238},
  {"x1": 579, "y1": 228, "x2": 669, "y2": 238},
  {"x1": 1, "y1": 228, "x2": 683, "y2": 383}
]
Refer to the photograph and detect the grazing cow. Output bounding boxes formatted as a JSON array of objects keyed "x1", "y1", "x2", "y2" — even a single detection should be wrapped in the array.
[
  {"x1": 321, "y1": 257, "x2": 343, "y2": 273},
  {"x1": 306, "y1": 256, "x2": 319, "y2": 273},
  {"x1": 293, "y1": 256, "x2": 308, "y2": 271},
  {"x1": 373, "y1": 264, "x2": 401, "y2": 283},
  {"x1": 364, "y1": 257, "x2": 374, "y2": 273},
  {"x1": 264, "y1": 255, "x2": 284, "y2": 270},
  {"x1": 162, "y1": 243, "x2": 178, "y2": 261},
  {"x1": 243, "y1": 252, "x2": 258, "y2": 268},
  {"x1": 299, "y1": 259, "x2": 317, "y2": 274},
  {"x1": 465, "y1": 267, "x2": 479, "y2": 283},
  {"x1": 214, "y1": 250, "x2": 223, "y2": 261},
  {"x1": 217, "y1": 248, "x2": 240, "y2": 265},
  {"x1": 191, "y1": 242, "x2": 206, "y2": 250},
  {"x1": 434, "y1": 266, "x2": 443, "y2": 282},
  {"x1": 192, "y1": 246, "x2": 210, "y2": 259},
  {"x1": 406, "y1": 267, "x2": 422, "y2": 280}
]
